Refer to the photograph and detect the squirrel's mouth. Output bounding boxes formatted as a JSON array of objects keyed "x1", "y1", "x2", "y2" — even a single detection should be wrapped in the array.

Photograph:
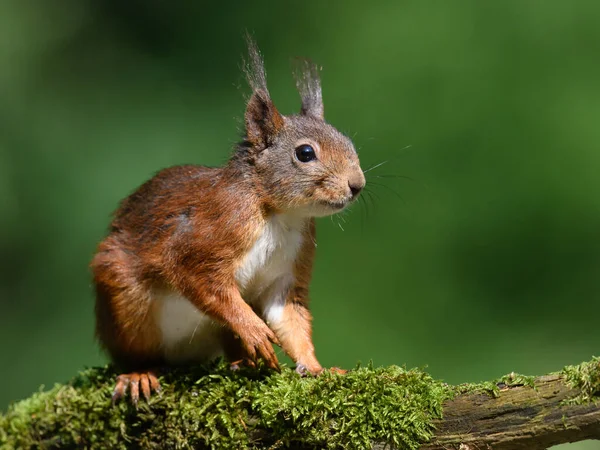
[{"x1": 320, "y1": 199, "x2": 349, "y2": 211}]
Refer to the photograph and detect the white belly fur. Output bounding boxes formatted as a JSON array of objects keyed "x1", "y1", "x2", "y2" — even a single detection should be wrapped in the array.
[
  {"x1": 154, "y1": 214, "x2": 304, "y2": 363},
  {"x1": 154, "y1": 287, "x2": 224, "y2": 364}
]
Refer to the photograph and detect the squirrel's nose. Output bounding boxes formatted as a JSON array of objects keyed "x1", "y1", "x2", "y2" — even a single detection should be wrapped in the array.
[
  {"x1": 348, "y1": 180, "x2": 364, "y2": 199},
  {"x1": 348, "y1": 170, "x2": 366, "y2": 199}
]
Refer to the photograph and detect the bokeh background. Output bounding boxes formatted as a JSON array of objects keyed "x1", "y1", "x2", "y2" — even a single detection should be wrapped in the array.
[{"x1": 1, "y1": 1, "x2": 598, "y2": 448}]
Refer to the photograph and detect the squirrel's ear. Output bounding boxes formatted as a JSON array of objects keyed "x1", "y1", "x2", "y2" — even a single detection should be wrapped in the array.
[
  {"x1": 245, "y1": 89, "x2": 284, "y2": 148},
  {"x1": 243, "y1": 34, "x2": 284, "y2": 148},
  {"x1": 294, "y1": 59, "x2": 324, "y2": 119}
]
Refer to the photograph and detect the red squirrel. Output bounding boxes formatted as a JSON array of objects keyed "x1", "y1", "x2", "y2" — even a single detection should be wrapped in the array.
[{"x1": 91, "y1": 36, "x2": 365, "y2": 403}]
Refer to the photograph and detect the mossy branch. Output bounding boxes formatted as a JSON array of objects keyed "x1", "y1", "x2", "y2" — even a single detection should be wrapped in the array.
[
  {"x1": 421, "y1": 360, "x2": 600, "y2": 450},
  {"x1": 1, "y1": 358, "x2": 599, "y2": 449}
]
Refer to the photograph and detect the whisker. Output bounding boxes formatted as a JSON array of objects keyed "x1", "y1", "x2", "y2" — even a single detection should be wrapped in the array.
[
  {"x1": 358, "y1": 195, "x2": 367, "y2": 232},
  {"x1": 363, "y1": 189, "x2": 379, "y2": 214},
  {"x1": 370, "y1": 174, "x2": 416, "y2": 182},
  {"x1": 357, "y1": 190, "x2": 367, "y2": 216},
  {"x1": 189, "y1": 320, "x2": 201, "y2": 345},
  {"x1": 367, "y1": 181, "x2": 406, "y2": 204},
  {"x1": 361, "y1": 189, "x2": 375, "y2": 216},
  {"x1": 354, "y1": 195, "x2": 365, "y2": 225},
  {"x1": 363, "y1": 186, "x2": 381, "y2": 200},
  {"x1": 361, "y1": 144, "x2": 414, "y2": 179},
  {"x1": 363, "y1": 160, "x2": 389, "y2": 174}
]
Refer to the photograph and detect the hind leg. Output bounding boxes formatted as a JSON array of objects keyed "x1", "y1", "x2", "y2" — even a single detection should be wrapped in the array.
[{"x1": 91, "y1": 241, "x2": 164, "y2": 403}]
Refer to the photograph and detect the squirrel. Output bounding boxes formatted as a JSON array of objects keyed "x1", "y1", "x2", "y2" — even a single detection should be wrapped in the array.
[{"x1": 90, "y1": 36, "x2": 366, "y2": 403}]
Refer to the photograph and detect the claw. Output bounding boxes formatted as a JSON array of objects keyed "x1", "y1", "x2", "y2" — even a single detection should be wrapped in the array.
[
  {"x1": 140, "y1": 374, "x2": 151, "y2": 401},
  {"x1": 268, "y1": 358, "x2": 281, "y2": 371},
  {"x1": 130, "y1": 373, "x2": 140, "y2": 404},
  {"x1": 111, "y1": 371, "x2": 161, "y2": 404},
  {"x1": 148, "y1": 372, "x2": 161, "y2": 393},
  {"x1": 112, "y1": 374, "x2": 130, "y2": 404},
  {"x1": 269, "y1": 333, "x2": 281, "y2": 347}
]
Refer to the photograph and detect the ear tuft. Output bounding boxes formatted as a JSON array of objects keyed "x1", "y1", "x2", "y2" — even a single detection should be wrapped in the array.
[
  {"x1": 293, "y1": 58, "x2": 324, "y2": 119},
  {"x1": 243, "y1": 31, "x2": 269, "y2": 94},
  {"x1": 243, "y1": 32, "x2": 284, "y2": 149}
]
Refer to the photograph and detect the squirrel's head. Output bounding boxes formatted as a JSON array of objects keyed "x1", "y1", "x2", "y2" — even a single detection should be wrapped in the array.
[{"x1": 237, "y1": 36, "x2": 365, "y2": 218}]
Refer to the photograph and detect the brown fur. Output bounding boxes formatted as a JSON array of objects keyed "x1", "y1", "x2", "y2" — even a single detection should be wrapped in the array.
[{"x1": 91, "y1": 36, "x2": 365, "y2": 400}]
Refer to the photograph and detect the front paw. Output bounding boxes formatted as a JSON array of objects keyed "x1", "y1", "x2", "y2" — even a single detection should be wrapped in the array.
[{"x1": 236, "y1": 320, "x2": 280, "y2": 371}]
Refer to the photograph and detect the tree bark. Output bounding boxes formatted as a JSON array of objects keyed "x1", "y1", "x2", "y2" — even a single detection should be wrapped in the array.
[{"x1": 412, "y1": 373, "x2": 599, "y2": 449}]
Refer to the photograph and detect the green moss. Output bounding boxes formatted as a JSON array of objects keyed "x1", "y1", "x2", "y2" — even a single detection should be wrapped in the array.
[
  {"x1": 254, "y1": 363, "x2": 452, "y2": 449},
  {"x1": 0, "y1": 361, "x2": 452, "y2": 450},
  {"x1": 452, "y1": 371, "x2": 536, "y2": 400},
  {"x1": 2, "y1": 358, "x2": 598, "y2": 449},
  {"x1": 497, "y1": 372, "x2": 536, "y2": 389},
  {"x1": 561, "y1": 356, "x2": 600, "y2": 405},
  {"x1": 453, "y1": 380, "x2": 500, "y2": 398}
]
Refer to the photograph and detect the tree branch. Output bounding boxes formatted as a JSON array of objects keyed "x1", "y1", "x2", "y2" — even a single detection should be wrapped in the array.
[
  {"x1": 1, "y1": 358, "x2": 598, "y2": 449},
  {"x1": 421, "y1": 371, "x2": 600, "y2": 449}
]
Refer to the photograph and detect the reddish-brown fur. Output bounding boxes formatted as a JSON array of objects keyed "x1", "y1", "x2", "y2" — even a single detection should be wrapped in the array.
[{"x1": 91, "y1": 37, "x2": 364, "y2": 402}]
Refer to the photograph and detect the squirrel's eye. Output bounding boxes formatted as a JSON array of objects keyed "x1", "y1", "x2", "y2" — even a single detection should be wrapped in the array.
[{"x1": 295, "y1": 144, "x2": 317, "y2": 163}]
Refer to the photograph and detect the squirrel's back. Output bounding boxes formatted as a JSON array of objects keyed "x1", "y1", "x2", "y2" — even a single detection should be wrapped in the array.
[{"x1": 111, "y1": 165, "x2": 222, "y2": 229}]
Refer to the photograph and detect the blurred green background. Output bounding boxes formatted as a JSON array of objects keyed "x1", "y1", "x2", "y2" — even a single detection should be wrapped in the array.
[{"x1": 1, "y1": 1, "x2": 598, "y2": 447}]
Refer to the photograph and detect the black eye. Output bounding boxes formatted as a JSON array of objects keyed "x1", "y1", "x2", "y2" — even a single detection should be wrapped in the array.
[{"x1": 295, "y1": 144, "x2": 317, "y2": 163}]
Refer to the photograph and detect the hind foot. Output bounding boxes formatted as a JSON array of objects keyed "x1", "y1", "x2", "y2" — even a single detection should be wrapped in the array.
[{"x1": 112, "y1": 371, "x2": 161, "y2": 404}]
